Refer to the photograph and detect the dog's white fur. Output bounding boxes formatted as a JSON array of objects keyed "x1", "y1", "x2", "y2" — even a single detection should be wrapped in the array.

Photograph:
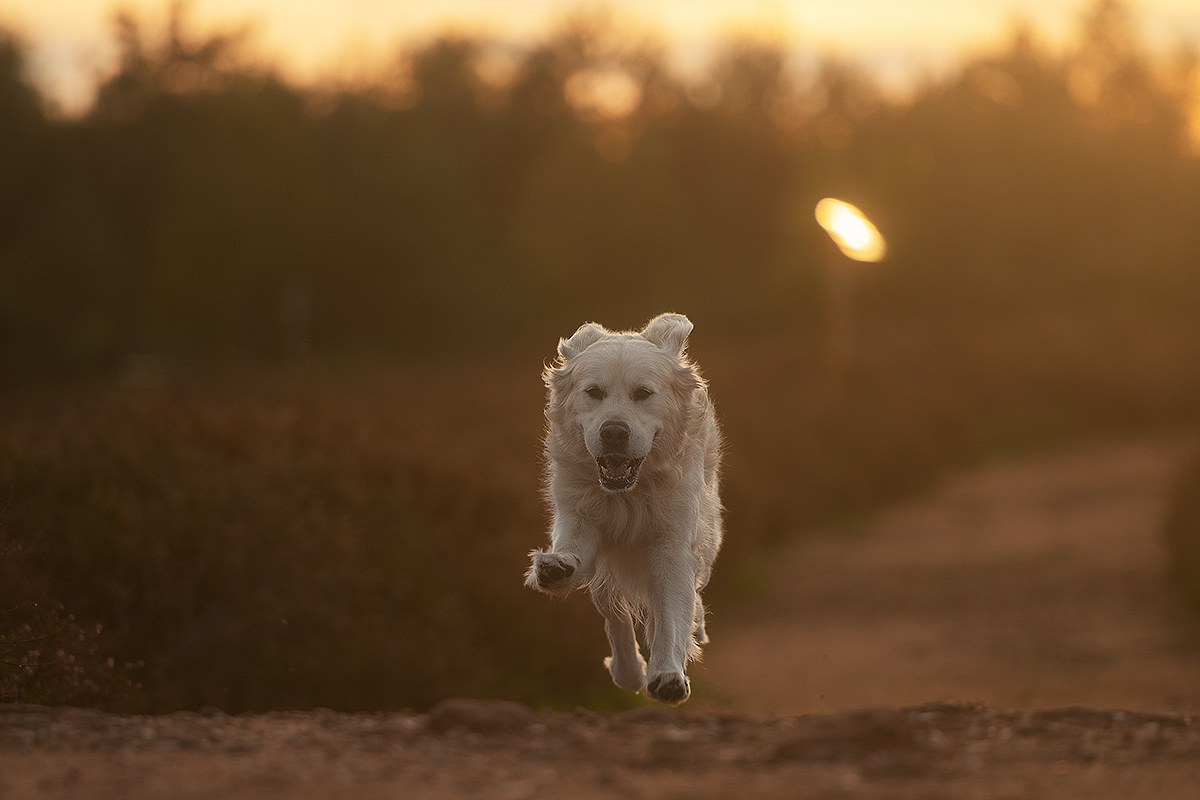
[{"x1": 525, "y1": 313, "x2": 722, "y2": 706}]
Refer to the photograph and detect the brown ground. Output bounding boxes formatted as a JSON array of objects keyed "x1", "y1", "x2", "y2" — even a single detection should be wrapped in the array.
[
  {"x1": 691, "y1": 435, "x2": 1200, "y2": 715},
  {"x1": 4, "y1": 436, "x2": 1200, "y2": 799}
]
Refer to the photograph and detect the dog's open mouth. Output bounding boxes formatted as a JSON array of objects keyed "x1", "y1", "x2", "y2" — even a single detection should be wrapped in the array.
[{"x1": 596, "y1": 454, "x2": 643, "y2": 492}]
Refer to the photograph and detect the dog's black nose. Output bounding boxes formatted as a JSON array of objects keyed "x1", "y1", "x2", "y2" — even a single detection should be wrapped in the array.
[{"x1": 599, "y1": 420, "x2": 630, "y2": 450}]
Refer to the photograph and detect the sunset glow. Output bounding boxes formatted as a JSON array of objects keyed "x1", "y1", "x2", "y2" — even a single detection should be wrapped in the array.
[
  {"x1": 5, "y1": 1, "x2": 1200, "y2": 114},
  {"x1": 565, "y1": 67, "x2": 643, "y2": 120}
]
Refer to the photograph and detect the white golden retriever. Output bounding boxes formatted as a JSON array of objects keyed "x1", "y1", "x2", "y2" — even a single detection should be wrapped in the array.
[{"x1": 525, "y1": 313, "x2": 722, "y2": 706}]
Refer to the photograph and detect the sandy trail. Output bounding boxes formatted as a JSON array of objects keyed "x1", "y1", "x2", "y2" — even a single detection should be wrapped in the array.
[{"x1": 693, "y1": 436, "x2": 1200, "y2": 715}]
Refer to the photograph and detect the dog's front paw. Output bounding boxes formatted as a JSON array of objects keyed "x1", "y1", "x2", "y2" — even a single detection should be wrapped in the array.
[
  {"x1": 525, "y1": 550, "x2": 578, "y2": 593},
  {"x1": 646, "y1": 671, "x2": 690, "y2": 706}
]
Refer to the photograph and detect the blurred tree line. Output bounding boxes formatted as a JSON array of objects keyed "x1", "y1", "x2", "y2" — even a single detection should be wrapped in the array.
[{"x1": 0, "y1": 0, "x2": 1198, "y2": 376}]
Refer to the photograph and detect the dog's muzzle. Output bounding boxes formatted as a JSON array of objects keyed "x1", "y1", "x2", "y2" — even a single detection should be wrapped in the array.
[{"x1": 596, "y1": 453, "x2": 644, "y2": 492}]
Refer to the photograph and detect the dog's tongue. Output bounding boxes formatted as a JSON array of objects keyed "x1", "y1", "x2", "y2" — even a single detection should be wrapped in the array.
[{"x1": 600, "y1": 455, "x2": 632, "y2": 479}]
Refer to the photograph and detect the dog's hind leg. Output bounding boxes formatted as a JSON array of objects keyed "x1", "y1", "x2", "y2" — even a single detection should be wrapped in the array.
[{"x1": 592, "y1": 588, "x2": 646, "y2": 692}]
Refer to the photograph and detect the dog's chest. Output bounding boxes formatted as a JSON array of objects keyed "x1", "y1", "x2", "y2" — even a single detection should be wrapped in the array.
[{"x1": 580, "y1": 490, "x2": 674, "y2": 545}]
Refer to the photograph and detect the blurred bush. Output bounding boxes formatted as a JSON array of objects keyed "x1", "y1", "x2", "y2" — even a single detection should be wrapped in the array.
[
  {"x1": 1164, "y1": 447, "x2": 1200, "y2": 613},
  {"x1": 0, "y1": 366, "x2": 620, "y2": 712}
]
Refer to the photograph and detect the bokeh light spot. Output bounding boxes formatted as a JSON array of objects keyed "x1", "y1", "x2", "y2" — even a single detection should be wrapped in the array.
[{"x1": 815, "y1": 198, "x2": 887, "y2": 262}]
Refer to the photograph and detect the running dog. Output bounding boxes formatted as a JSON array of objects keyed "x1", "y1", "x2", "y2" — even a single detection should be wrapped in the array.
[{"x1": 525, "y1": 313, "x2": 722, "y2": 706}]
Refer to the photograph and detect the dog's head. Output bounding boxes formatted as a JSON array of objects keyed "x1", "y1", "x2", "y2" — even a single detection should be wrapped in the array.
[{"x1": 545, "y1": 313, "x2": 702, "y2": 493}]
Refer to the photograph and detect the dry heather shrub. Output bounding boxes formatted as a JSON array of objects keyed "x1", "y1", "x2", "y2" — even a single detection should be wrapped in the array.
[
  {"x1": 0, "y1": 604, "x2": 143, "y2": 708},
  {"x1": 1164, "y1": 447, "x2": 1200, "y2": 613},
  {"x1": 0, "y1": 534, "x2": 142, "y2": 707},
  {"x1": 0, "y1": 368, "x2": 621, "y2": 712},
  {"x1": 2, "y1": 317, "x2": 1197, "y2": 709}
]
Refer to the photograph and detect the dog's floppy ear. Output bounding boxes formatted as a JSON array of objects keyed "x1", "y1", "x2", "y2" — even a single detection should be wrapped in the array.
[
  {"x1": 641, "y1": 313, "x2": 693, "y2": 356},
  {"x1": 558, "y1": 322, "x2": 607, "y2": 361}
]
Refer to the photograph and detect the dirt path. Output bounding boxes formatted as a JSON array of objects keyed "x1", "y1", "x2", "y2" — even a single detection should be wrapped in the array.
[
  {"x1": 693, "y1": 436, "x2": 1200, "y2": 715},
  {"x1": 4, "y1": 698, "x2": 1200, "y2": 799},
  {"x1": 5, "y1": 436, "x2": 1200, "y2": 799}
]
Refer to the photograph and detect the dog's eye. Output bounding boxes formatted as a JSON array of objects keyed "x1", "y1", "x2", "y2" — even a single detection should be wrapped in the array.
[
  {"x1": 632, "y1": 387, "x2": 654, "y2": 402},
  {"x1": 585, "y1": 386, "x2": 606, "y2": 400}
]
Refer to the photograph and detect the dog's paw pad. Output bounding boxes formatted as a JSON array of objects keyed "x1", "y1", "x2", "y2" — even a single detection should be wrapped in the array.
[
  {"x1": 646, "y1": 672, "x2": 690, "y2": 706},
  {"x1": 538, "y1": 560, "x2": 573, "y2": 585},
  {"x1": 530, "y1": 553, "x2": 576, "y2": 591}
]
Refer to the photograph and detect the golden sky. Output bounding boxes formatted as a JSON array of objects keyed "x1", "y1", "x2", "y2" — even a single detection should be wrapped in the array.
[{"x1": 4, "y1": 0, "x2": 1200, "y2": 112}]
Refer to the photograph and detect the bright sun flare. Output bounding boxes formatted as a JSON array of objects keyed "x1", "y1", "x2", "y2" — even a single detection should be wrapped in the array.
[{"x1": 814, "y1": 198, "x2": 887, "y2": 262}]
